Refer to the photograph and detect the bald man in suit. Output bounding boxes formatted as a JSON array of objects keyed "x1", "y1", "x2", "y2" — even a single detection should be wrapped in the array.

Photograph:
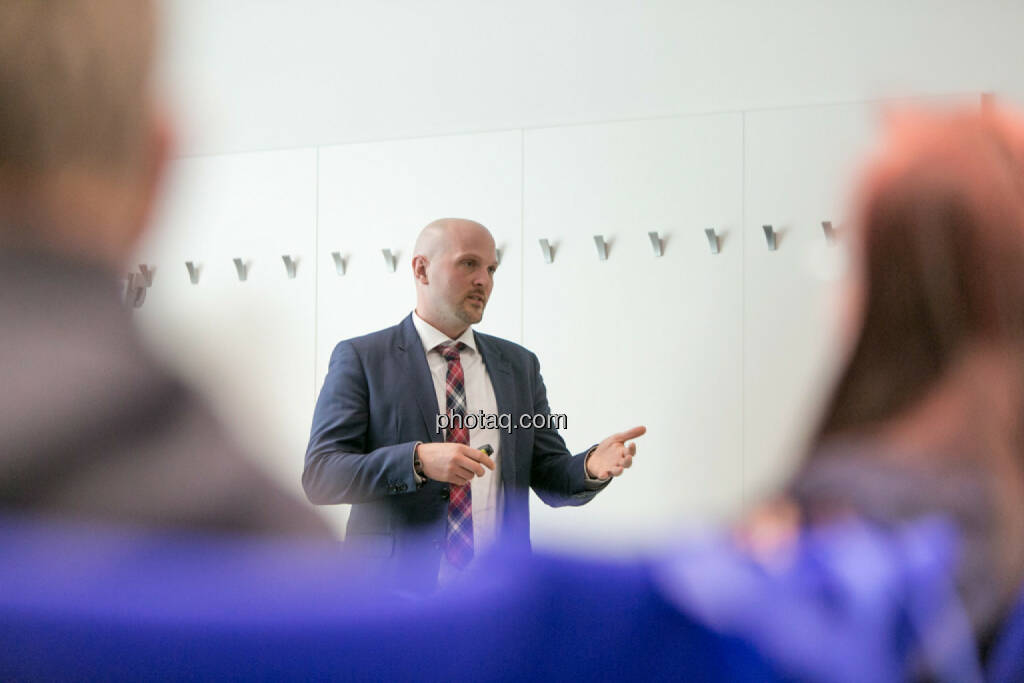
[{"x1": 305, "y1": 218, "x2": 644, "y2": 591}]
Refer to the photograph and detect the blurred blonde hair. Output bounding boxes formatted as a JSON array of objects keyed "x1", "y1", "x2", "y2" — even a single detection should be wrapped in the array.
[{"x1": 0, "y1": 0, "x2": 157, "y2": 179}]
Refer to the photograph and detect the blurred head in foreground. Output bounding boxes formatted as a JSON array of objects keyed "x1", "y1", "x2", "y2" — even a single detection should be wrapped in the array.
[
  {"x1": 788, "y1": 106, "x2": 1024, "y2": 636},
  {"x1": 0, "y1": 0, "x2": 170, "y2": 269},
  {"x1": 0, "y1": 0, "x2": 330, "y2": 537}
]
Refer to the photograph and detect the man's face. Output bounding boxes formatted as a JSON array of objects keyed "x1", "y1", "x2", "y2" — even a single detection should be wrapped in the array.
[{"x1": 427, "y1": 228, "x2": 498, "y2": 328}]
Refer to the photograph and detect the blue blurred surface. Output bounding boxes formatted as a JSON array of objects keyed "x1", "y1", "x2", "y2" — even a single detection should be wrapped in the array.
[{"x1": 0, "y1": 515, "x2": 1000, "y2": 682}]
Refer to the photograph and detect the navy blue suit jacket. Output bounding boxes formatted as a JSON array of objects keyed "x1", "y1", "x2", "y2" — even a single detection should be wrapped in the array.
[{"x1": 304, "y1": 313, "x2": 606, "y2": 591}]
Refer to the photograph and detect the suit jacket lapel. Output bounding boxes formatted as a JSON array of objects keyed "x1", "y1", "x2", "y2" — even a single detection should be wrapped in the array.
[
  {"x1": 397, "y1": 314, "x2": 444, "y2": 442},
  {"x1": 475, "y1": 332, "x2": 518, "y2": 492}
]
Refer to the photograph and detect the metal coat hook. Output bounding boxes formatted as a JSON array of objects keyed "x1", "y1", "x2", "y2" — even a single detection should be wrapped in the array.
[
  {"x1": 282, "y1": 255, "x2": 298, "y2": 279},
  {"x1": 822, "y1": 221, "x2": 837, "y2": 245},
  {"x1": 539, "y1": 239, "x2": 553, "y2": 264},
  {"x1": 137, "y1": 264, "x2": 154, "y2": 287},
  {"x1": 185, "y1": 261, "x2": 200, "y2": 285},
  {"x1": 762, "y1": 224, "x2": 778, "y2": 251},
  {"x1": 593, "y1": 235, "x2": 608, "y2": 261},
  {"x1": 123, "y1": 272, "x2": 147, "y2": 309},
  {"x1": 233, "y1": 258, "x2": 249, "y2": 282},
  {"x1": 381, "y1": 249, "x2": 397, "y2": 273},
  {"x1": 648, "y1": 232, "x2": 663, "y2": 257},
  {"x1": 331, "y1": 251, "x2": 346, "y2": 275},
  {"x1": 705, "y1": 228, "x2": 720, "y2": 255}
]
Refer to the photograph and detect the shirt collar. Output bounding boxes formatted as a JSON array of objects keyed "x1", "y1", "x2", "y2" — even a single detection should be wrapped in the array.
[{"x1": 411, "y1": 310, "x2": 477, "y2": 354}]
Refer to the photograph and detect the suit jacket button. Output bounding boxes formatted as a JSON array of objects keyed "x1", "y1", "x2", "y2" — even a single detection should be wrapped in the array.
[{"x1": 440, "y1": 488, "x2": 450, "y2": 501}]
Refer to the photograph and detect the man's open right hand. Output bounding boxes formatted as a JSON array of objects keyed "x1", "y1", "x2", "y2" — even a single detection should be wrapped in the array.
[{"x1": 415, "y1": 443, "x2": 496, "y2": 486}]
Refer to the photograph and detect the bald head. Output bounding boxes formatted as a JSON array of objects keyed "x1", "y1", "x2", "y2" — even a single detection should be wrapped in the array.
[
  {"x1": 414, "y1": 218, "x2": 493, "y2": 261},
  {"x1": 412, "y1": 218, "x2": 498, "y2": 339}
]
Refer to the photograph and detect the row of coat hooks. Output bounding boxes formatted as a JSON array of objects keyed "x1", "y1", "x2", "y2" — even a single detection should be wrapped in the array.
[
  {"x1": 552, "y1": 221, "x2": 837, "y2": 261},
  {"x1": 121, "y1": 222, "x2": 839, "y2": 307}
]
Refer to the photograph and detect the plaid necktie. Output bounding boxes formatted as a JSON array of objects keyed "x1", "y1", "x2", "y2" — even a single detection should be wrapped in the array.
[{"x1": 437, "y1": 341, "x2": 473, "y2": 568}]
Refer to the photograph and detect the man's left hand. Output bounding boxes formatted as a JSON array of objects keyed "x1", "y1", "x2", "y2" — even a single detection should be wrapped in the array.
[{"x1": 585, "y1": 425, "x2": 646, "y2": 480}]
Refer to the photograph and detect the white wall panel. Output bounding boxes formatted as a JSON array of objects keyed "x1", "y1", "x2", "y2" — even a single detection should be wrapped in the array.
[
  {"x1": 134, "y1": 149, "x2": 319, "y2": 504},
  {"x1": 523, "y1": 115, "x2": 744, "y2": 553},
  {"x1": 741, "y1": 104, "x2": 878, "y2": 502},
  {"x1": 315, "y1": 131, "x2": 524, "y2": 533}
]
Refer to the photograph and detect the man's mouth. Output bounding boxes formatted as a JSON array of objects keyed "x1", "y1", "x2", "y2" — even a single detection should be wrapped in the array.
[{"x1": 467, "y1": 293, "x2": 486, "y2": 305}]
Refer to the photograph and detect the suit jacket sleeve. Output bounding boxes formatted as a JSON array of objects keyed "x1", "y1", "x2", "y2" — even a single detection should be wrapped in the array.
[
  {"x1": 527, "y1": 351, "x2": 609, "y2": 507},
  {"x1": 302, "y1": 341, "x2": 420, "y2": 504}
]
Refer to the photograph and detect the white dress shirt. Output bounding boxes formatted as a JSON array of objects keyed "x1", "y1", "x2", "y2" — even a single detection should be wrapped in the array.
[{"x1": 411, "y1": 312, "x2": 502, "y2": 580}]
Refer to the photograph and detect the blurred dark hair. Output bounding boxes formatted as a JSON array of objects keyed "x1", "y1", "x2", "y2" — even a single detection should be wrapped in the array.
[{"x1": 815, "y1": 108, "x2": 1024, "y2": 443}]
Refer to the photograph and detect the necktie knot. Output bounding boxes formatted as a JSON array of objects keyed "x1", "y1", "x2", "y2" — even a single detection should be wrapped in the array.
[{"x1": 436, "y1": 341, "x2": 466, "y2": 362}]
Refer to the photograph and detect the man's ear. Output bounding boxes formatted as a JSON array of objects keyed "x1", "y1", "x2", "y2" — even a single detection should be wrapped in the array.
[{"x1": 412, "y1": 255, "x2": 429, "y2": 284}]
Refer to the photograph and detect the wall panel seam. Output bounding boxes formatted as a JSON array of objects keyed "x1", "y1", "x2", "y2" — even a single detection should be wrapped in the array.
[
  {"x1": 740, "y1": 112, "x2": 747, "y2": 509},
  {"x1": 520, "y1": 128, "x2": 526, "y2": 344},
  {"x1": 313, "y1": 147, "x2": 321, "y2": 404}
]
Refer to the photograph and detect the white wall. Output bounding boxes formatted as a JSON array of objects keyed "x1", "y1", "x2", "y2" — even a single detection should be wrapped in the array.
[
  {"x1": 135, "y1": 1, "x2": 1009, "y2": 550},
  {"x1": 521, "y1": 114, "x2": 745, "y2": 548},
  {"x1": 158, "y1": 0, "x2": 1024, "y2": 157},
  {"x1": 135, "y1": 149, "x2": 318, "y2": 488}
]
